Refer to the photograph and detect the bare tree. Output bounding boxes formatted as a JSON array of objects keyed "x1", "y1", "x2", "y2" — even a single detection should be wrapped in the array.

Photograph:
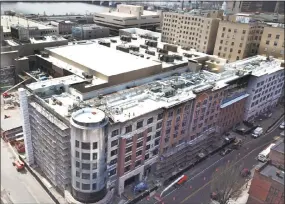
[{"x1": 210, "y1": 160, "x2": 247, "y2": 204}]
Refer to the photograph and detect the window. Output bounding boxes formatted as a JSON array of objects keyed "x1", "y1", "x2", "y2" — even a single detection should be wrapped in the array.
[
  {"x1": 274, "y1": 41, "x2": 278, "y2": 46},
  {"x1": 92, "y1": 153, "x2": 97, "y2": 160},
  {"x1": 111, "y1": 129, "x2": 119, "y2": 137},
  {"x1": 82, "y1": 153, "x2": 90, "y2": 160},
  {"x1": 76, "y1": 182, "x2": 80, "y2": 188},
  {"x1": 147, "y1": 117, "x2": 153, "y2": 124},
  {"x1": 82, "y1": 184, "x2": 90, "y2": 190},
  {"x1": 82, "y1": 163, "x2": 90, "y2": 170},
  {"x1": 146, "y1": 144, "x2": 150, "y2": 150},
  {"x1": 266, "y1": 40, "x2": 270, "y2": 45},
  {"x1": 125, "y1": 155, "x2": 132, "y2": 162},
  {"x1": 75, "y1": 140, "x2": 79, "y2": 148},
  {"x1": 231, "y1": 42, "x2": 234, "y2": 46},
  {"x1": 76, "y1": 161, "x2": 80, "y2": 168},
  {"x1": 126, "y1": 146, "x2": 132, "y2": 153},
  {"x1": 145, "y1": 154, "x2": 149, "y2": 160},
  {"x1": 238, "y1": 50, "x2": 241, "y2": 54},
  {"x1": 137, "y1": 121, "x2": 143, "y2": 129},
  {"x1": 111, "y1": 140, "x2": 118, "y2": 147},
  {"x1": 135, "y1": 160, "x2": 141, "y2": 167},
  {"x1": 76, "y1": 171, "x2": 80, "y2": 177},
  {"x1": 82, "y1": 173, "x2": 90, "y2": 180},
  {"x1": 137, "y1": 141, "x2": 143, "y2": 148},
  {"x1": 111, "y1": 149, "x2": 117, "y2": 156},
  {"x1": 110, "y1": 158, "x2": 117, "y2": 165},
  {"x1": 75, "y1": 151, "x2": 79, "y2": 158},
  {"x1": 81, "y1": 142, "x2": 90, "y2": 150},
  {"x1": 124, "y1": 165, "x2": 131, "y2": 173},
  {"x1": 126, "y1": 137, "x2": 132, "y2": 144},
  {"x1": 268, "y1": 34, "x2": 272, "y2": 38},
  {"x1": 136, "y1": 150, "x2": 142, "y2": 157},
  {"x1": 92, "y1": 142, "x2": 97, "y2": 149},
  {"x1": 147, "y1": 127, "x2": 152, "y2": 133},
  {"x1": 92, "y1": 183, "x2": 97, "y2": 190},
  {"x1": 168, "y1": 111, "x2": 173, "y2": 117},
  {"x1": 156, "y1": 122, "x2": 162, "y2": 129},
  {"x1": 147, "y1": 136, "x2": 151, "y2": 142},
  {"x1": 126, "y1": 125, "x2": 132, "y2": 133},
  {"x1": 242, "y1": 30, "x2": 246, "y2": 34},
  {"x1": 220, "y1": 40, "x2": 223, "y2": 43},
  {"x1": 155, "y1": 130, "x2": 161, "y2": 137},
  {"x1": 109, "y1": 168, "x2": 116, "y2": 176},
  {"x1": 158, "y1": 113, "x2": 163, "y2": 120},
  {"x1": 92, "y1": 163, "x2": 97, "y2": 170}
]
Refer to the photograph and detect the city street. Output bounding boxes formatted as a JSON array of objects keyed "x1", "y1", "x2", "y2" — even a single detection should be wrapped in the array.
[
  {"x1": 140, "y1": 114, "x2": 284, "y2": 204},
  {"x1": 1, "y1": 139, "x2": 55, "y2": 204}
]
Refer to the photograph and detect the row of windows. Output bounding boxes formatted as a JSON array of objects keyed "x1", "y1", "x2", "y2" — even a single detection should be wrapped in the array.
[
  {"x1": 111, "y1": 113, "x2": 163, "y2": 136},
  {"x1": 265, "y1": 40, "x2": 284, "y2": 47},
  {"x1": 75, "y1": 161, "x2": 98, "y2": 170},
  {"x1": 75, "y1": 151, "x2": 98, "y2": 160},
  {"x1": 75, "y1": 171, "x2": 97, "y2": 180},
  {"x1": 76, "y1": 182, "x2": 97, "y2": 191},
  {"x1": 75, "y1": 141, "x2": 97, "y2": 150},
  {"x1": 267, "y1": 34, "x2": 281, "y2": 39}
]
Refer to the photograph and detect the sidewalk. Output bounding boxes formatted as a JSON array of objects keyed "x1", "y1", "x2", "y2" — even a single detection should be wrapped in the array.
[{"x1": 228, "y1": 179, "x2": 252, "y2": 204}]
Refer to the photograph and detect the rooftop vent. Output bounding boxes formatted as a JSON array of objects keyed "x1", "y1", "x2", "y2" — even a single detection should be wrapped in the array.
[
  {"x1": 110, "y1": 39, "x2": 117, "y2": 43},
  {"x1": 140, "y1": 44, "x2": 148, "y2": 49},
  {"x1": 157, "y1": 48, "x2": 168, "y2": 54},
  {"x1": 173, "y1": 54, "x2": 182, "y2": 61},
  {"x1": 120, "y1": 35, "x2": 131, "y2": 42},
  {"x1": 183, "y1": 53, "x2": 193, "y2": 58},
  {"x1": 116, "y1": 45, "x2": 130, "y2": 53},
  {"x1": 145, "y1": 40, "x2": 157, "y2": 47},
  {"x1": 40, "y1": 51, "x2": 49, "y2": 58},
  {"x1": 129, "y1": 45, "x2": 139, "y2": 52},
  {"x1": 98, "y1": 40, "x2": 110, "y2": 47},
  {"x1": 159, "y1": 54, "x2": 174, "y2": 63},
  {"x1": 145, "y1": 50, "x2": 155, "y2": 56},
  {"x1": 163, "y1": 44, "x2": 178, "y2": 52}
]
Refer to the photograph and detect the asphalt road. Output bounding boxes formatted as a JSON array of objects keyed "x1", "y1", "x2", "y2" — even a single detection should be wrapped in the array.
[
  {"x1": 153, "y1": 116, "x2": 284, "y2": 204},
  {"x1": 1, "y1": 139, "x2": 55, "y2": 204}
]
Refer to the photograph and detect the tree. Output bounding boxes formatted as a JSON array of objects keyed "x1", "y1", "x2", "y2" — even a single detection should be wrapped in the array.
[{"x1": 210, "y1": 160, "x2": 247, "y2": 204}]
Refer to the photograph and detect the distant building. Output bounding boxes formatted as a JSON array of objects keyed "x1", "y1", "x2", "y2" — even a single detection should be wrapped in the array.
[
  {"x1": 71, "y1": 24, "x2": 109, "y2": 40},
  {"x1": 161, "y1": 11, "x2": 221, "y2": 54},
  {"x1": 227, "y1": 1, "x2": 284, "y2": 14},
  {"x1": 213, "y1": 20, "x2": 264, "y2": 62},
  {"x1": 247, "y1": 140, "x2": 284, "y2": 204},
  {"x1": 258, "y1": 25, "x2": 284, "y2": 60},
  {"x1": 50, "y1": 20, "x2": 77, "y2": 35},
  {"x1": 93, "y1": 4, "x2": 161, "y2": 35}
]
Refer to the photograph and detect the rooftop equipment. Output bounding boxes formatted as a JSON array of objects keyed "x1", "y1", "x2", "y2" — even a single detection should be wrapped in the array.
[
  {"x1": 145, "y1": 40, "x2": 158, "y2": 47},
  {"x1": 98, "y1": 40, "x2": 111, "y2": 47},
  {"x1": 163, "y1": 87, "x2": 175, "y2": 98},
  {"x1": 163, "y1": 44, "x2": 178, "y2": 52},
  {"x1": 140, "y1": 44, "x2": 148, "y2": 49},
  {"x1": 120, "y1": 35, "x2": 131, "y2": 42},
  {"x1": 40, "y1": 51, "x2": 49, "y2": 58},
  {"x1": 145, "y1": 50, "x2": 155, "y2": 56},
  {"x1": 116, "y1": 45, "x2": 130, "y2": 53},
  {"x1": 158, "y1": 54, "x2": 174, "y2": 63},
  {"x1": 157, "y1": 48, "x2": 168, "y2": 54},
  {"x1": 129, "y1": 45, "x2": 140, "y2": 52},
  {"x1": 183, "y1": 53, "x2": 193, "y2": 58},
  {"x1": 173, "y1": 54, "x2": 183, "y2": 61},
  {"x1": 110, "y1": 39, "x2": 117, "y2": 43}
]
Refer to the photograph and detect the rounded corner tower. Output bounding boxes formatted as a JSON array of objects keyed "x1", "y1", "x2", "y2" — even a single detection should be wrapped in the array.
[{"x1": 70, "y1": 108, "x2": 108, "y2": 203}]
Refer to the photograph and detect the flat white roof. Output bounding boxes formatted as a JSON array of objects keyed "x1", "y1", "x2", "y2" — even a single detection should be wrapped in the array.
[
  {"x1": 1, "y1": 15, "x2": 54, "y2": 33},
  {"x1": 47, "y1": 43, "x2": 161, "y2": 77},
  {"x1": 99, "y1": 10, "x2": 158, "y2": 18},
  {"x1": 72, "y1": 108, "x2": 105, "y2": 124}
]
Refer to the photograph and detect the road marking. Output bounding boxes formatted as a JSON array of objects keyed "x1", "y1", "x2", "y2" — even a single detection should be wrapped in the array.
[{"x1": 180, "y1": 140, "x2": 274, "y2": 203}]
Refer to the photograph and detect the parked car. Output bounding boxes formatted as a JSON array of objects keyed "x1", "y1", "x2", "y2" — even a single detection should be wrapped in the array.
[
  {"x1": 279, "y1": 122, "x2": 285, "y2": 129},
  {"x1": 220, "y1": 148, "x2": 233, "y2": 156}
]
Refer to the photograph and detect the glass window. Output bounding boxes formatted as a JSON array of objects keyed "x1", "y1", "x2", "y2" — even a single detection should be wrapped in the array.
[
  {"x1": 125, "y1": 155, "x2": 132, "y2": 162},
  {"x1": 147, "y1": 127, "x2": 152, "y2": 133},
  {"x1": 76, "y1": 171, "x2": 80, "y2": 177},
  {"x1": 82, "y1": 163, "x2": 90, "y2": 170},
  {"x1": 93, "y1": 153, "x2": 97, "y2": 160},
  {"x1": 137, "y1": 121, "x2": 143, "y2": 129},
  {"x1": 136, "y1": 150, "x2": 142, "y2": 156},
  {"x1": 268, "y1": 34, "x2": 272, "y2": 38},
  {"x1": 266, "y1": 40, "x2": 270, "y2": 45},
  {"x1": 111, "y1": 149, "x2": 117, "y2": 156},
  {"x1": 111, "y1": 140, "x2": 118, "y2": 147},
  {"x1": 124, "y1": 165, "x2": 131, "y2": 173},
  {"x1": 135, "y1": 160, "x2": 141, "y2": 167},
  {"x1": 75, "y1": 151, "x2": 79, "y2": 158},
  {"x1": 75, "y1": 140, "x2": 79, "y2": 148},
  {"x1": 82, "y1": 173, "x2": 90, "y2": 180},
  {"x1": 76, "y1": 182, "x2": 80, "y2": 188},
  {"x1": 82, "y1": 184, "x2": 90, "y2": 190},
  {"x1": 158, "y1": 113, "x2": 163, "y2": 120},
  {"x1": 125, "y1": 125, "x2": 132, "y2": 133},
  {"x1": 126, "y1": 146, "x2": 132, "y2": 153},
  {"x1": 92, "y1": 183, "x2": 97, "y2": 190},
  {"x1": 145, "y1": 154, "x2": 149, "y2": 160},
  {"x1": 147, "y1": 117, "x2": 153, "y2": 124},
  {"x1": 111, "y1": 129, "x2": 119, "y2": 137},
  {"x1": 92, "y1": 163, "x2": 97, "y2": 170},
  {"x1": 76, "y1": 161, "x2": 80, "y2": 168},
  {"x1": 82, "y1": 153, "x2": 90, "y2": 160},
  {"x1": 93, "y1": 142, "x2": 97, "y2": 149},
  {"x1": 81, "y1": 142, "x2": 90, "y2": 150}
]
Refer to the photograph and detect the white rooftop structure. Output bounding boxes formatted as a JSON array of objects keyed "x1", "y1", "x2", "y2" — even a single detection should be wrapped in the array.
[
  {"x1": 71, "y1": 108, "x2": 106, "y2": 124},
  {"x1": 1, "y1": 15, "x2": 55, "y2": 33},
  {"x1": 225, "y1": 55, "x2": 284, "y2": 77}
]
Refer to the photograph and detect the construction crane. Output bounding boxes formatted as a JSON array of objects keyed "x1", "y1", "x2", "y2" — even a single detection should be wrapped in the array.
[{"x1": 2, "y1": 78, "x2": 30, "y2": 98}]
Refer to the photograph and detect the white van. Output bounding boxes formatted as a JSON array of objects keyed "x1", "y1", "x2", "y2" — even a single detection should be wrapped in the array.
[
  {"x1": 258, "y1": 143, "x2": 276, "y2": 162},
  {"x1": 252, "y1": 127, "x2": 263, "y2": 138}
]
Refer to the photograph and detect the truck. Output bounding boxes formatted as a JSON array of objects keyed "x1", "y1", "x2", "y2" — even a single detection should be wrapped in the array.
[
  {"x1": 258, "y1": 143, "x2": 276, "y2": 162},
  {"x1": 252, "y1": 127, "x2": 263, "y2": 138}
]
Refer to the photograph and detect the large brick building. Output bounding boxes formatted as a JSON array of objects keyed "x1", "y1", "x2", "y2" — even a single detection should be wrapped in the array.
[{"x1": 247, "y1": 140, "x2": 284, "y2": 204}]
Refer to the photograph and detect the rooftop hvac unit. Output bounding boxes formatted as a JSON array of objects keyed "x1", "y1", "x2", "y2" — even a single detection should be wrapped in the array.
[
  {"x1": 173, "y1": 54, "x2": 182, "y2": 61},
  {"x1": 110, "y1": 39, "x2": 117, "y2": 43},
  {"x1": 145, "y1": 40, "x2": 157, "y2": 47},
  {"x1": 145, "y1": 50, "x2": 155, "y2": 56},
  {"x1": 116, "y1": 45, "x2": 130, "y2": 53},
  {"x1": 163, "y1": 44, "x2": 178, "y2": 52},
  {"x1": 157, "y1": 48, "x2": 168, "y2": 54},
  {"x1": 82, "y1": 72, "x2": 92, "y2": 79},
  {"x1": 158, "y1": 54, "x2": 174, "y2": 63},
  {"x1": 129, "y1": 45, "x2": 140, "y2": 52},
  {"x1": 98, "y1": 40, "x2": 110, "y2": 47},
  {"x1": 140, "y1": 44, "x2": 148, "y2": 49},
  {"x1": 183, "y1": 53, "x2": 193, "y2": 58},
  {"x1": 171, "y1": 81, "x2": 185, "y2": 89},
  {"x1": 120, "y1": 35, "x2": 131, "y2": 42}
]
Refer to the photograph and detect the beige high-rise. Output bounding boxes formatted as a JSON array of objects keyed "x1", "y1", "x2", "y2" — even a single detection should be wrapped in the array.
[
  {"x1": 161, "y1": 12, "x2": 220, "y2": 54},
  {"x1": 213, "y1": 21, "x2": 264, "y2": 62},
  {"x1": 258, "y1": 26, "x2": 284, "y2": 60}
]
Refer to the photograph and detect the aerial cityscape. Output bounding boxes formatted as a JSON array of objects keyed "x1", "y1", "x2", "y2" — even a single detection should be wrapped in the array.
[{"x1": 0, "y1": 1, "x2": 284, "y2": 204}]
